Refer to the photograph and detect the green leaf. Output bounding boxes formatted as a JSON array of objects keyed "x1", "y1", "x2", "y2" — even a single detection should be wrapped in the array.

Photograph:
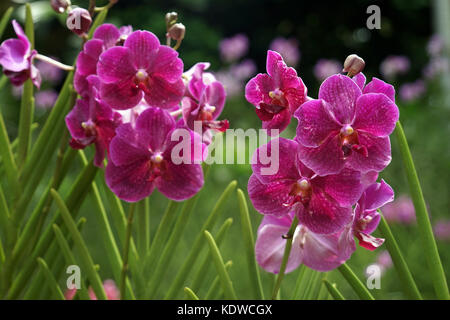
[
  {"x1": 36, "y1": 258, "x2": 65, "y2": 300},
  {"x1": 142, "y1": 200, "x2": 180, "y2": 274},
  {"x1": 190, "y1": 218, "x2": 233, "y2": 295},
  {"x1": 337, "y1": 263, "x2": 375, "y2": 300},
  {"x1": 52, "y1": 224, "x2": 91, "y2": 300},
  {"x1": 0, "y1": 7, "x2": 14, "y2": 40},
  {"x1": 323, "y1": 279, "x2": 345, "y2": 300},
  {"x1": 378, "y1": 213, "x2": 422, "y2": 299},
  {"x1": 23, "y1": 217, "x2": 87, "y2": 300},
  {"x1": 16, "y1": 4, "x2": 35, "y2": 167},
  {"x1": 395, "y1": 121, "x2": 449, "y2": 299},
  {"x1": 0, "y1": 108, "x2": 19, "y2": 195},
  {"x1": 236, "y1": 188, "x2": 264, "y2": 300},
  {"x1": 50, "y1": 189, "x2": 107, "y2": 300},
  {"x1": 77, "y1": 151, "x2": 135, "y2": 299},
  {"x1": 204, "y1": 260, "x2": 232, "y2": 300},
  {"x1": 19, "y1": 73, "x2": 73, "y2": 188},
  {"x1": 184, "y1": 287, "x2": 200, "y2": 300},
  {"x1": 164, "y1": 180, "x2": 237, "y2": 299},
  {"x1": 136, "y1": 199, "x2": 149, "y2": 258},
  {"x1": 292, "y1": 265, "x2": 308, "y2": 299},
  {"x1": 145, "y1": 194, "x2": 201, "y2": 298},
  {"x1": 119, "y1": 203, "x2": 136, "y2": 300},
  {"x1": 204, "y1": 230, "x2": 237, "y2": 300}
]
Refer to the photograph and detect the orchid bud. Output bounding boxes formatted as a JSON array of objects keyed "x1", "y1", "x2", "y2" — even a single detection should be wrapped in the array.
[
  {"x1": 66, "y1": 8, "x2": 92, "y2": 36},
  {"x1": 168, "y1": 23, "x2": 185, "y2": 41},
  {"x1": 165, "y1": 12, "x2": 178, "y2": 28},
  {"x1": 343, "y1": 54, "x2": 365, "y2": 77},
  {"x1": 50, "y1": 0, "x2": 71, "y2": 13}
]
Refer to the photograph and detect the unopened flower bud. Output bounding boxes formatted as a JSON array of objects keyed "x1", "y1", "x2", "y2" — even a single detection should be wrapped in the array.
[
  {"x1": 343, "y1": 54, "x2": 365, "y2": 77},
  {"x1": 51, "y1": 0, "x2": 71, "y2": 13},
  {"x1": 168, "y1": 23, "x2": 185, "y2": 41},
  {"x1": 66, "y1": 8, "x2": 92, "y2": 36},
  {"x1": 165, "y1": 12, "x2": 178, "y2": 28}
]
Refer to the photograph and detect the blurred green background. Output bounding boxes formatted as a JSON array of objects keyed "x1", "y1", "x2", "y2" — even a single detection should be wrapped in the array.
[{"x1": 0, "y1": 0, "x2": 449, "y2": 299}]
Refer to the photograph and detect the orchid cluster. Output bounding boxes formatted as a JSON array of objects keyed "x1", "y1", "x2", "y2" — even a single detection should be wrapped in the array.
[
  {"x1": 245, "y1": 50, "x2": 399, "y2": 273},
  {"x1": 66, "y1": 23, "x2": 229, "y2": 202},
  {"x1": 0, "y1": 15, "x2": 229, "y2": 204}
]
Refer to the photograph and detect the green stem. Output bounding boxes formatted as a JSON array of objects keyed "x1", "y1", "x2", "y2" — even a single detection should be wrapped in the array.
[
  {"x1": 204, "y1": 260, "x2": 233, "y2": 299},
  {"x1": 378, "y1": 213, "x2": 422, "y2": 299},
  {"x1": 50, "y1": 189, "x2": 107, "y2": 300},
  {"x1": 323, "y1": 279, "x2": 345, "y2": 300},
  {"x1": 184, "y1": 287, "x2": 200, "y2": 300},
  {"x1": 164, "y1": 180, "x2": 236, "y2": 299},
  {"x1": 145, "y1": 195, "x2": 201, "y2": 298},
  {"x1": 17, "y1": 4, "x2": 35, "y2": 167},
  {"x1": 0, "y1": 105, "x2": 19, "y2": 195},
  {"x1": 0, "y1": 7, "x2": 14, "y2": 40},
  {"x1": 395, "y1": 121, "x2": 449, "y2": 299},
  {"x1": 236, "y1": 188, "x2": 264, "y2": 300},
  {"x1": 136, "y1": 199, "x2": 149, "y2": 258},
  {"x1": 36, "y1": 258, "x2": 65, "y2": 300},
  {"x1": 120, "y1": 203, "x2": 136, "y2": 300},
  {"x1": 190, "y1": 218, "x2": 233, "y2": 294},
  {"x1": 204, "y1": 231, "x2": 237, "y2": 299},
  {"x1": 271, "y1": 216, "x2": 298, "y2": 300},
  {"x1": 337, "y1": 263, "x2": 375, "y2": 300}
]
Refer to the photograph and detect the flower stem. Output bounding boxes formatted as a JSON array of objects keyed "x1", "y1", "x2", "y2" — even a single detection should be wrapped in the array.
[
  {"x1": 378, "y1": 212, "x2": 422, "y2": 299},
  {"x1": 323, "y1": 279, "x2": 345, "y2": 300},
  {"x1": 394, "y1": 121, "x2": 449, "y2": 299},
  {"x1": 271, "y1": 216, "x2": 298, "y2": 300},
  {"x1": 337, "y1": 263, "x2": 375, "y2": 300},
  {"x1": 120, "y1": 203, "x2": 136, "y2": 300},
  {"x1": 34, "y1": 54, "x2": 74, "y2": 71}
]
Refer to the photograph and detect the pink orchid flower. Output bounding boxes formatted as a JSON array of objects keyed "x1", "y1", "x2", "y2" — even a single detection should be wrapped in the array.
[
  {"x1": 66, "y1": 75, "x2": 122, "y2": 167},
  {"x1": 181, "y1": 62, "x2": 228, "y2": 132},
  {"x1": 97, "y1": 30, "x2": 184, "y2": 110},
  {"x1": 0, "y1": 20, "x2": 41, "y2": 87},
  {"x1": 295, "y1": 74, "x2": 399, "y2": 176},
  {"x1": 105, "y1": 107, "x2": 204, "y2": 202},
  {"x1": 74, "y1": 23, "x2": 133, "y2": 98},
  {"x1": 248, "y1": 138, "x2": 363, "y2": 234},
  {"x1": 340, "y1": 180, "x2": 394, "y2": 252},
  {"x1": 255, "y1": 212, "x2": 353, "y2": 273},
  {"x1": 245, "y1": 50, "x2": 307, "y2": 135}
]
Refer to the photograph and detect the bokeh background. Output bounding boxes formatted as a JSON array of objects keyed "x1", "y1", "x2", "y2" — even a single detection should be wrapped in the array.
[{"x1": 0, "y1": 0, "x2": 449, "y2": 299}]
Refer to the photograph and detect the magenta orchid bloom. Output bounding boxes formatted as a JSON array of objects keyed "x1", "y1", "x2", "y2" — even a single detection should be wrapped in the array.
[
  {"x1": 66, "y1": 75, "x2": 122, "y2": 167},
  {"x1": 255, "y1": 212, "x2": 353, "y2": 273},
  {"x1": 295, "y1": 74, "x2": 399, "y2": 176},
  {"x1": 105, "y1": 107, "x2": 204, "y2": 202},
  {"x1": 341, "y1": 180, "x2": 394, "y2": 252},
  {"x1": 74, "y1": 23, "x2": 133, "y2": 98},
  {"x1": 0, "y1": 20, "x2": 41, "y2": 88},
  {"x1": 245, "y1": 50, "x2": 307, "y2": 135},
  {"x1": 181, "y1": 62, "x2": 228, "y2": 132},
  {"x1": 97, "y1": 30, "x2": 184, "y2": 110},
  {"x1": 248, "y1": 138, "x2": 363, "y2": 234}
]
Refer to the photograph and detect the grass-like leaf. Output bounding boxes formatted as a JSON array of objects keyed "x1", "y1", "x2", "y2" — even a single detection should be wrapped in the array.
[
  {"x1": 204, "y1": 230, "x2": 237, "y2": 300},
  {"x1": 395, "y1": 121, "x2": 449, "y2": 299},
  {"x1": 51, "y1": 189, "x2": 107, "y2": 300},
  {"x1": 236, "y1": 188, "x2": 264, "y2": 300},
  {"x1": 164, "y1": 180, "x2": 237, "y2": 299}
]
